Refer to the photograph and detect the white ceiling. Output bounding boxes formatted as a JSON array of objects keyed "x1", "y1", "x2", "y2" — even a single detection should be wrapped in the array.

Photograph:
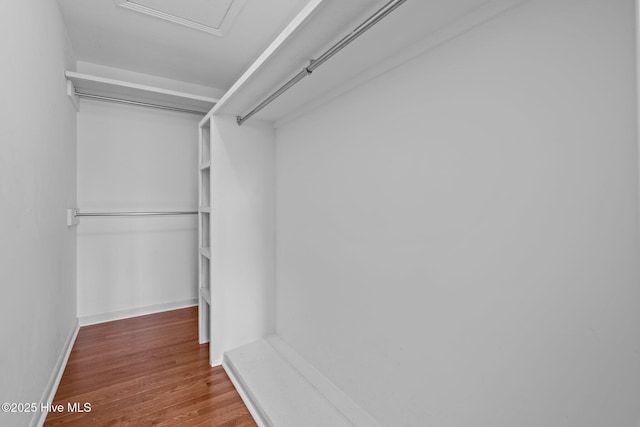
[{"x1": 56, "y1": 0, "x2": 311, "y2": 91}]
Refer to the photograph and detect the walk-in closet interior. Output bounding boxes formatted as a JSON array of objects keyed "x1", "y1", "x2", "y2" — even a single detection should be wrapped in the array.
[{"x1": 2, "y1": 0, "x2": 640, "y2": 426}]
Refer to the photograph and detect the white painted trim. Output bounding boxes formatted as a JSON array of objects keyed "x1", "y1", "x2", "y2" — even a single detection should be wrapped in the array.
[
  {"x1": 78, "y1": 299, "x2": 198, "y2": 326},
  {"x1": 274, "y1": 0, "x2": 528, "y2": 128},
  {"x1": 205, "y1": 0, "x2": 327, "y2": 120},
  {"x1": 30, "y1": 320, "x2": 80, "y2": 427},
  {"x1": 222, "y1": 356, "x2": 272, "y2": 427},
  {"x1": 636, "y1": 0, "x2": 640, "y2": 235},
  {"x1": 216, "y1": 0, "x2": 247, "y2": 36},
  {"x1": 115, "y1": 0, "x2": 247, "y2": 37},
  {"x1": 265, "y1": 335, "x2": 383, "y2": 427}
]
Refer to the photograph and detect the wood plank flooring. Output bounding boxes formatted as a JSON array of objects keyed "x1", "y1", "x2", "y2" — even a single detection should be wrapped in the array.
[{"x1": 44, "y1": 307, "x2": 257, "y2": 426}]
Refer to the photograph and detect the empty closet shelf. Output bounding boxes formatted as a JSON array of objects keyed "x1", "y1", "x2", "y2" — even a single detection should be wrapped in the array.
[
  {"x1": 200, "y1": 288, "x2": 211, "y2": 304},
  {"x1": 73, "y1": 209, "x2": 198, "y2": 217}
]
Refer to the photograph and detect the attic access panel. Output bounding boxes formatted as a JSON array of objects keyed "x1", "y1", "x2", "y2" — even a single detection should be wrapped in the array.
[{"x1": 116, "y1": 0, "x2": 246, "y2": 36}]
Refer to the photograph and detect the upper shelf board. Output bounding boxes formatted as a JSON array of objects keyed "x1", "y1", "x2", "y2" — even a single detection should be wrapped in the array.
[
  {"x1": 66, "y1": 71, "x2": 219, "y2": 114},
  {"x1": 206, "y1": 0, "x2": 526, "y2": 126}
]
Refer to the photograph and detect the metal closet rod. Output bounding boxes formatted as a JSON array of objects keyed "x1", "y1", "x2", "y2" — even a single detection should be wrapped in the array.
[
  {"x1": 76, "y1": 92, "x2": 206, "y2": 115},
  {"x1": 74, "y1": 210, "x2": 198, "y2": 217},
  {"x1": 236, "y1": 0, "x2": 407, "y2": 126}
]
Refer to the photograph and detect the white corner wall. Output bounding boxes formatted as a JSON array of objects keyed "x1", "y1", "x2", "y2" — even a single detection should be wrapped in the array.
[
  {"x1": 209, "y1": 115, "x2": 275, "y2": 363},
  {"x1": 0, "y1": 1, "x2": 77, "y2": 426},
  {"x1": 275, "y1": 0, "x2": 640, "y2": 426},
  {"x1": 76, "y1": 99, "x2": 200, "y2": 322}
]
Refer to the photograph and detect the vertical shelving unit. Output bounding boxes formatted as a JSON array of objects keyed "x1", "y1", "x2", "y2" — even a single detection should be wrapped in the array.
[{"x1": 198, "y1": 117, "x2": 212, "y2": 347}]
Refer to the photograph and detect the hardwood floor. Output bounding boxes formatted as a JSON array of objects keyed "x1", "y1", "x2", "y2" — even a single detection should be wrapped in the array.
[{"x1": 44, "y1": 307, "x2": 257, "y2": 426}]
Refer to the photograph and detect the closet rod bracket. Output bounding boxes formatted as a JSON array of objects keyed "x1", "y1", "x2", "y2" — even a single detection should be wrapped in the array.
[{"x1": 67, "y1": 208, "x2": 80, "y2": 227}]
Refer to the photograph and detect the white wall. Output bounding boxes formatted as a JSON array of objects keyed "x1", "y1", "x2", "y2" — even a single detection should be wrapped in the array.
[
  {"x1": 275, "y1": 0, "x2": 640, "y2": 426},
  {"x1": 209, "y1": 115, "x2": 275, "y2": 363},
  {"x1": 77, "y1": 99, "x2": 200, "y2": 321},
  {"x1": 0, "y1": 1, "x2": 77, "y2": 426}
]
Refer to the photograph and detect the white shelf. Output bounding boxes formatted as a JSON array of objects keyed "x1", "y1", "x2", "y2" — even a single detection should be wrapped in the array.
[
  {"x1": 199, "y1": 247, "x2": 211, "y2": 259},
  {"x1": 224, "y1": 338, "x2": 355, "y2": 427},
  {"x1": 200, "y1": 288, "x2": 211, "y2": 305},
  {"x1": 198, "y1": 113, "x2": 213, "y2": 355},
  {"x1": 208, "y1": 0, "x2": 519, "y2": 126},
  {"x1": 66, "y1": 71, "x2": 219, "y2": 113}
]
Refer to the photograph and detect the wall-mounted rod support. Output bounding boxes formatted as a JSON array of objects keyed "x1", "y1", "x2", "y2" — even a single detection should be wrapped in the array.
[
  {"x1": 76, "y1": 92, "x2": 207, "y2": 115},
  {"x1": 235, "y1": 0, "x2": 407, "y2": 126}
]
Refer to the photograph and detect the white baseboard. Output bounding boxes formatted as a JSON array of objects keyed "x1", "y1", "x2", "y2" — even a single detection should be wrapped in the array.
[
  {"x1": 222, "y1": 356, "x2": 272, "y2": 427},
  {"x1": 78, "y1": 298, "x2": 198, "y2": 326},
  {"x1": 30, "y1": 319, "x2": 80, "y2": 427}
]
